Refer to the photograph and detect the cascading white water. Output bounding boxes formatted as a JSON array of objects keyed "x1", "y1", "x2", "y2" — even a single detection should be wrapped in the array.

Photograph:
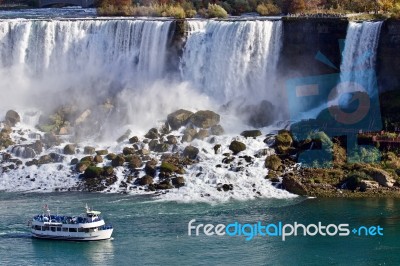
[
  {"x1": 180, "y1": 20, "x2": 283, "y2": 105},
  {"x1": 0, "y1": 17, "x2": 296, "y2": 201},
  {"x1": 339, "y1": 21, "x2": 383, "y2": 96},
  {"x1": 0, "y1": 19, "x2": 172, "y2": 110}
]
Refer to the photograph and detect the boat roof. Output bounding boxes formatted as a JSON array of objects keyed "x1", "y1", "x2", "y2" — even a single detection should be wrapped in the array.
[{"x1": 87, "y1": 210, "x2": 101, "y2": 215}]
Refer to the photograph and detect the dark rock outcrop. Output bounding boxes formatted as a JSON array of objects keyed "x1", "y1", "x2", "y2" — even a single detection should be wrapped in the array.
[
  {"x1": 190, "y1": 110, "x2": 220, "y2": 129},
  {"x1": 167, "y1": 109, "x2": 193, "y2": 130},
  {"x1": 229, "y1": 140, "x2": 246, "y2": 155}
]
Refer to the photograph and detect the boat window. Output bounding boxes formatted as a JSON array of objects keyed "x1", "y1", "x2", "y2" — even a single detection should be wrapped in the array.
[
  {"x1": 56, "y1": 227, "x2": 62, "y2": 231},
  {"x1": 62, "y1": 228, "x2": 68, "y2": 232},
  {"x1": 51, "y1": 227, "x2": 56, "y2": 232},
  {"x1": 43, "y1": 226, "x2": 49, "y2": 231},
  {"x1": 69, "y1": 228, "x2": 77, "y2": 232},
  {"x1": 34, "y1": 225, "x2": 41, "y2": 230},
  {"x1": 78, "y1": 228, "x2": 85, "y2": 232}
]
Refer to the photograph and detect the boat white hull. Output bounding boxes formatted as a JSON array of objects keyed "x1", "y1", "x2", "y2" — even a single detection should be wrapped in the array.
[{"x1": 31, "y1": 228, "x2": 113, "y2": 241}]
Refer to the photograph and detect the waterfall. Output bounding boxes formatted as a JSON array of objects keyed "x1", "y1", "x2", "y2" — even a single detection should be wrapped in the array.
[
  {"x1": 0, "y1": 19, "x2": 172, "y2": 110},
  {"x1": 339, "y1": 21, "x2": 383, "y2": 96},
  {"x1": 180, "y1": 20, "x2": 283, "y2": 105}
]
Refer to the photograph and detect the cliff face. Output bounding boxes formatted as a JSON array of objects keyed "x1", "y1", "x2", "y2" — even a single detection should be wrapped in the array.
[
  {"x1": 377, "y1": 19, "x2": 400, "y2": 93},
  {"x1": 278, "y1": 18, "x2": 349, "y2": 80}
]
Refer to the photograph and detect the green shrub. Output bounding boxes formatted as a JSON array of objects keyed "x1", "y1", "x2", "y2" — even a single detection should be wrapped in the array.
[
  {"x1": 256, "y1": 3, "x2": 281, "y2": 15},
  {"x1": 207, "y1": 3, "x2": 228, "y2": 18}
]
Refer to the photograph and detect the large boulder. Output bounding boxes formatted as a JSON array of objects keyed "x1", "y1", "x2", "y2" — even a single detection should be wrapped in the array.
[
  {"x1": 167, "y1": 109, "x2": 193, "y2": 130},
  {"x1": 43, "y1": 132, "x2": 62, "y2": 147},
  {"x1": 145, "y1": 128, "x2": 159, "y2": 139},
  {"x1": 241, "y1": 100, "x2": 275, "y2": 128},
  {"x1": 139, "y1": 175, "x2": 154, "y2": 185},
  {"x1": 111, "y1": 155, "x2": 125, "y2": 167},
  {"x1": 229, "y1": 140, "x2": 246, "y2": 155},
  {"x1": 359, "y1": 180, "x2": 379, "y2": 192},
  {"x1": 11, "y1": 146, "x2": 36, "y2": 159},
  {"x1": 5, "y1": 110, "x2": 20, "y2": 126},
  {"x1": 145, "y1": 159, "x2": 158, "y2": 177},
  {"x1": 183, "y1": 146, "x2": 199, "y2": 159},
  {"x1": 210, "y1": 125, "x2": 224, "y2": 135},
  {"x1": 128, "y1": 155, "x2": 142, "y2": 169},
  {"x1": 190, "y1": 110, "x2": 220, "y2": 129},
  {"x1": 63, "y1": 144, "x2": 76, "y2": 155},
  {"x1": 241, "y1": 130, "x2": 262, "y2": 138},
  {"x1": 282, "y1": 173, "x2": 308, "y2": 196},
  {"x1": 84, "y1": 166, "x2": 103, "y2": 179},
  {"x1": 172, "y1": 176, "x2": 185, "y2": 188},
  {"x1": 366, "y1": 168, "x2": 395, "y2": 188},
  {"x1": 84, "y1": 146, "x2": 96, "y2": 154},
  {"x1": 265, "y1": 154, "x2": 282, "y2": 171}
]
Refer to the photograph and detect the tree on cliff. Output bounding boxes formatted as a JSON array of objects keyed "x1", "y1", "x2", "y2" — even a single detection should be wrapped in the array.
[{"x1": 288, "y1": 0, "x2": 306, "y2": 13}]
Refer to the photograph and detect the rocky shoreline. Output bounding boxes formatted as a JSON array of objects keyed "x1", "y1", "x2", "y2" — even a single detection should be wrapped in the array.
[{"x1": 1, "y1": 106, "x2": 400, "y2": 198}]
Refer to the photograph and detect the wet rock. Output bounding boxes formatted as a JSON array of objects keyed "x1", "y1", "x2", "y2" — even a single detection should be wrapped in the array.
[
  {"x1": 103, "y1": 166, "x2": 114, "y2": 176},
  {"x1": 241, "y1": 130, "x2": 262, "y2": 138},
  {"x1": 154, "y1": 143, "x2": 169, "y2": 153},
  {"x1": 145, "y1": 159, "x2": 158, "y2": 177},
  {"x1": 137, "y1": 149, "x2": 150, "y2": 156},
  {"x1": 63, "y1": 144, "x2": 76, "y2": 155},
  {"x1": 111, "y1": 155, "x2": 125, "y2": 167},
  {"x1": 229, "y1": 140, "x2": 246, "y2": 155},
  {"x1": 195, "y1": 129, "x2": 209, "y2": 140},
  {"x1": 96, "y1": 150, "x2": 108, "y2": 156},
  {"x1": 11, "y1": 146, "x2": 36, "y2": 159},
  {"x1": 31, "y1": 140, "x2": 43, "y2": 154},
  {"x1": 49, "y1": 152, "x2": 64, "y2": 163},
  {"x1": 128, "y1": 155, "x2": 142, "y2": 169},
  {"x1": 167, "y1": 109, "x2": 193, "y2": 130},
  {"x1": 366, "y1": 168, "x2": 395, "y2": 188},
  {"x1": 5, "y1": 110, "x2": 20, "y2": 126},
  {"x1": 145, "y1": 128, "x2": 159, "y2": 140},
  {"x1": 139, "y1": 175, "x2": 154, "y2": 185},
  {"x1": 183, "y1": 146, "x2": 199, "y2": 159},
  {"x1": 217, "y1": 183, "x2": 233, "y2": 192},
  {"x1": 210, "y1": 125, "x2": 224, "y2": 136},
  {"x1": 359, "y1": 180, "x2": 379, "y2": 192},
  {"x1": 148, "y1": 139, "x2": 159, "y2": 151},
  {"x1": 241, "y1": 100, "x2": 275, "y2": 128},
  {"x1": 84, "y1": 166, "x2": 103, "y2": 179},
  {"x1": 70, "y1": 158, "x2": 79, "y2": 165},
  {"x1": 129, "y1": 136, "x2": 139, "y2": 144},
  {"x1": 94, "y1": 155, "x2": 103, "y2": 163},
  {"x1": 190, "y1": 110, "x2": 220, "y2": 129},
  {"x1": 106, "y1": 153, "x2": 117, "y2": 160},
  {"x1": 76, "y1": 161, "x2": 91, "y2": 172},
  {"x1": 160, "y1": 161, "x2": 178, "y2": 173},
  {"x1": 282, "y1": 173, "x2": 308, "y2": 196},
  {"x1": 123, "y1": 147, "x2": 135, "y2": 155},
  {"x1": 84, "y1": 146, "x2": 96, "y2": 154},
  {"x1": 166, "y1": 135, "x2": 178, "y2": 145},
  {"x1": 43, "y1": 132, "x2": 61, "y2": 147},
  {"x1": 25, "y1": 159, "x2": 39, "y2": 167},
  {"x1": 38, "y1": 155, "x2": 53, "y2": 165},
  {"x1": 265, "y1": 154, "x2": 282, "y2": 171},
  {"x1": 172, "y1": 176, "x2": 185, "y2": 188},
  {"x1": 213, "y1": 144, "x2": 222, "y2": 154},
  {"x1": 156, "y1": 181, "x2": 174, "y2": 190}
]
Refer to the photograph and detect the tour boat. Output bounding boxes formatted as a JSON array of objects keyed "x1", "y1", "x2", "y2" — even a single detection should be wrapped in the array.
[{"x1": 30, "y1": 205, "x2": 113, "y2": 241}]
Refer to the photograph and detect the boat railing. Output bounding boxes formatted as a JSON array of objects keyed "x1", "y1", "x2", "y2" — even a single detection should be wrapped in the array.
[{"x1": 33, "y1": 214, "x2": 103, "y2": 224}]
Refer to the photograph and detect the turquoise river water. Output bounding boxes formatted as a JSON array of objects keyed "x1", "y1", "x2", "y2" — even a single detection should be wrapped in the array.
[{"x1": 0, "y1": 192, "x2": 399, "y2": 265}]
